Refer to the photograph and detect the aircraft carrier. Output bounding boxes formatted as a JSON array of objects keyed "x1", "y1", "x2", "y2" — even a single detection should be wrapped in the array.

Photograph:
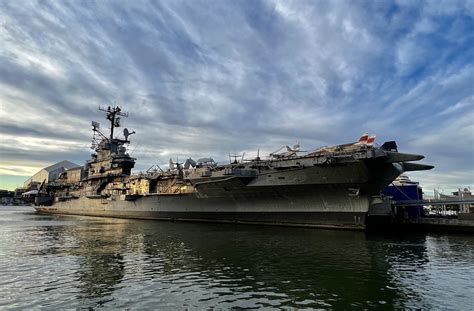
[{"x1": 34, "y1": 106, "x2": 433, "y2": 229}]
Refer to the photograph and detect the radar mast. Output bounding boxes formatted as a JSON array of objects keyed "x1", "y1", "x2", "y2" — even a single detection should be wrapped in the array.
[{"x1": 99, "y1": 106, "x2": 129, "y2": 142}]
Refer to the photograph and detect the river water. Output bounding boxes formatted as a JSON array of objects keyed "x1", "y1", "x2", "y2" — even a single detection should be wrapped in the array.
[{"x1": 0, "y1": 206, "x2": 473, "y2": 309}]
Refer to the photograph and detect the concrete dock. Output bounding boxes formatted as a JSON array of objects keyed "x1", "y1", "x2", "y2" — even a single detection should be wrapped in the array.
[{"x1": 397, "y1": 217, "x2": 474, "y2": 233}]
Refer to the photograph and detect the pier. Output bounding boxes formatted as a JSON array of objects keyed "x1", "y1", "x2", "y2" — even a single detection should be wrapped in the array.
[
  {"x1": 394, "y1": 199, "x2": 474, "y2": 207},
  {"x1": 390, "y1": 199, "x2": 474, "y2": 233}
]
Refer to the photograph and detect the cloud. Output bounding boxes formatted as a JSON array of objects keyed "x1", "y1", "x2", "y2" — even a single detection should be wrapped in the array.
[{"x1": 0, "y1": 0, "x2": 473, "y2": 192}]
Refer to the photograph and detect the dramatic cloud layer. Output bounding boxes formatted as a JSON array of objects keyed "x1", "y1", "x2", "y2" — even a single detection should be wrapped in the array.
[{"x1": 0, "y1": 0, "x2": 473, "y2": 192}]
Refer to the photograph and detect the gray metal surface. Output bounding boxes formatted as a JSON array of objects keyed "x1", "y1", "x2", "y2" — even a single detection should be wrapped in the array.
[{"x1": 34, "y1": 106, "x2": 434, "y2": 229}]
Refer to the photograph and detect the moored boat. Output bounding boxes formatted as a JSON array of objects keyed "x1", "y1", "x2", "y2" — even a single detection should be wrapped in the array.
[{"x1": 35, "y1": 106, "x2": 433, "y2": 229}]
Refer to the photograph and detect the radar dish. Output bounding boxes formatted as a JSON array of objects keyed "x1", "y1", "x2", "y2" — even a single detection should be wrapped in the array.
[
  {"x1": 92, "y1": 121, "x2": 100, "y2": 129},
  {"x1": 123, "y1": 128, "x2": 135, "y2": 140}
]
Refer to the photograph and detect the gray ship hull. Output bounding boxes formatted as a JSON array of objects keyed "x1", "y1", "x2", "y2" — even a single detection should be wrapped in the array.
[
  {"x1": 32, "y1": 107, "x2": 433, "y2": 231},
  {"x1": 35, "y1": 184, "x2": 370, "y2": 229}
]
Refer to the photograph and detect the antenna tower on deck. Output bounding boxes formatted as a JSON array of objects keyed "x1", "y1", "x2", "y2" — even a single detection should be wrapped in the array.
[{"x1": 99, "y1": 106, "x2": 129, "y2": 141}]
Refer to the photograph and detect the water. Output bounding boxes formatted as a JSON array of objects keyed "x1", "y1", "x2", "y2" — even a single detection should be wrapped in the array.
[{"x1": 1, "y1": 206, "x2": 473, "y2": 309}]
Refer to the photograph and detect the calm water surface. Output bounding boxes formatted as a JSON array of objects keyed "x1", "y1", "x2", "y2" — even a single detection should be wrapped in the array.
[{"x1": 0, "y1": 206, "x2": 473, "y2": 309}]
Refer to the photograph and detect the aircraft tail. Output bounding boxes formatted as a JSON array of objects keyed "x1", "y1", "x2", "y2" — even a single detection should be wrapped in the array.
[
  {"x1": 366, "y1": 135, "x2": 376, "y2": 146},
  {"x1": 354, "y1": 133, "x2": 376, "y2": 146},
  {"x1": 358, "y1": 133, "x2": 369, "y2": 143}
]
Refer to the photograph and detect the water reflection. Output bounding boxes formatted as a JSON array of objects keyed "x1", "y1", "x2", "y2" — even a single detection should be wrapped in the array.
[
  {"x1": 381, "y1": 233, "x2": 474, "y2": 309},
  {"x1": 38, "y1": 217, "x2": 405, "y2": 308},
  {"x1": 1, "y1": 207, "x2": 473, "y2": 309}
]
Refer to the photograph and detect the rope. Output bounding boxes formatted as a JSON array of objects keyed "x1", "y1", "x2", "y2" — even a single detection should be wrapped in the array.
[{"x1": 130, "y1": 140, "x2": 140, "y2": 156}]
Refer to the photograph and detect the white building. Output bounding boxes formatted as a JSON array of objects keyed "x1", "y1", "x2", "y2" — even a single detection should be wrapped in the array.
[{"x1": 24, "y1": 160, "x2": 81, "y2": 188}]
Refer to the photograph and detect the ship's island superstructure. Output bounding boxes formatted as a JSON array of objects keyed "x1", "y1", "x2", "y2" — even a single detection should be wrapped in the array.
[{"x1": 35, "y1": 106, "x2": 433, "y2": 229}]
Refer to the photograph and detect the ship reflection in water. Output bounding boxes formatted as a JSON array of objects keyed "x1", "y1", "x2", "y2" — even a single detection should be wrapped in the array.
[{"x1": 0, "y1": 207, "x2": 473, "y2": 309}]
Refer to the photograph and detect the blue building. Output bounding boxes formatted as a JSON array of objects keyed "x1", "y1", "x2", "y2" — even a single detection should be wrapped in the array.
[{"x1": 383, "y1": 175, "x2": 424, "y2": 218}]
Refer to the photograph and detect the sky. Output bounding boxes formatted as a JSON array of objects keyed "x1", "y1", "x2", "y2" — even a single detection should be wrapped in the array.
[{"x1": 0, "y1": 0, "x2": 473, "y2": 193}]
